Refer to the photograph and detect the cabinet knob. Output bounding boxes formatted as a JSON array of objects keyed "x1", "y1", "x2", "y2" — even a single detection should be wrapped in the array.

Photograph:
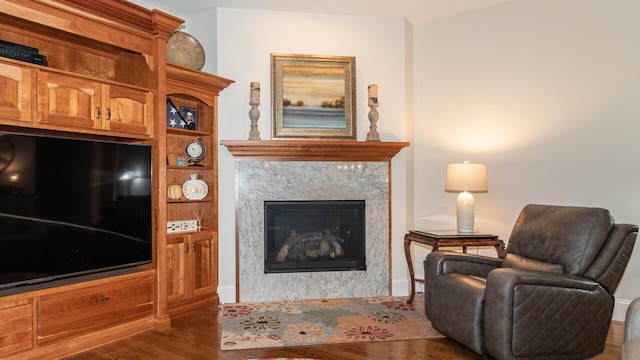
[
  {"x1": 96, "y1": 107, "x2": 101, "y2": 119},
  {"x1": 106, "y1": 108, "x2": 111, "y2": 120},
  {"x1": 96, "y1": 297, "x2": 110, "y2": 303},
  {"x1": 193, "y1": 243, "x2": 197, "y2": 252}
]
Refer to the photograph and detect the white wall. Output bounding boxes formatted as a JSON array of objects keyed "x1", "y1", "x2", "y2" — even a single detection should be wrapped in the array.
[
  {"x1": 136, "y1": 0, "x2": 640, "y2": 320},
  {"x1": 214, "y1": 8, "x2": 411, "y2": 302},
  {"x1": 413, "y1": 0, "x2": 640, "y2": 319}
]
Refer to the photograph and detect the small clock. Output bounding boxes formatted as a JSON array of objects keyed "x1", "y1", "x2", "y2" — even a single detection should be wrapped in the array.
[{"x1": 185, "y1": 137, "x2": 206, "y2": 166}]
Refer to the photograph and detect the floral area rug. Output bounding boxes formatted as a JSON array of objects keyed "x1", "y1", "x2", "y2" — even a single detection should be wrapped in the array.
[{"x1": 220, "y1": 296, "x2": 443, "y2": 350}]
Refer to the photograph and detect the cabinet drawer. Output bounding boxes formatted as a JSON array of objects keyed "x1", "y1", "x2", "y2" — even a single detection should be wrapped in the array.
[
  {"x1": 37, "y1": 275, "x2": 153, "y2": 345},
  {"x1": 0, "y1": 299, "x2": 33, "y2": 356}
]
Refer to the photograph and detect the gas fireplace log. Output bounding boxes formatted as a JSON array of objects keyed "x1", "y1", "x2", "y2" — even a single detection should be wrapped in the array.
[
  {"x1": 324, "y1": 229, "x2": 343, "y2": 257},
  {"x1": 276, "y1": 231, "x2": 323, "y2": 262},
  {"x1": 276, "y1": 230, "x2": 298, "y2": 262},
  {"x1": 276, "y1": 230, "x2": 344, "y2": 262}
]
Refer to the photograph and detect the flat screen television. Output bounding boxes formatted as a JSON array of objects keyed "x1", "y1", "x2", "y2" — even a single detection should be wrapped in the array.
[{"x1": 0, "y1": 132, "x2": 153, "y2": 290}]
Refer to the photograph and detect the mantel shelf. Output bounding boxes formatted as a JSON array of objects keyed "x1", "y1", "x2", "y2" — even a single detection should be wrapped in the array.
[{"x1": 220, "y1": 140, "x2": 410, "y2": 162}]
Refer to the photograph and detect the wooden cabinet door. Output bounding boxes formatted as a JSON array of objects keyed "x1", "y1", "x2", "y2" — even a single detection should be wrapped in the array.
[
  {"x1": 166, "y1": 231, "x2": 216, "y2": 306},
  {"x1": 166, "y1": 234, "x2": 188, "y2": 305},
  {"x1": 0, "y1": 298, "x2": 33, "y2": 356},
  {"x1": 103, "y1": 83, "x2": 152, "y2": 136},
  {"x1": 190, "y1": 231, "x2": 216, "y2": 298},
  {"x1": 0, "y1": 61, "x2": 35, "y2": 124},
  {"x1": 37, "y1": 71, "x2": 101, "y2": 129}
]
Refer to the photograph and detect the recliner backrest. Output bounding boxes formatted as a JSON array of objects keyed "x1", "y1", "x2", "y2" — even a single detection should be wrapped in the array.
[
  {"x1": 584, "y1": 223, "x2": 637, "y2": 294},
  {"x1": 506, "y1": 204, "x2": 614, "y2": 276}
]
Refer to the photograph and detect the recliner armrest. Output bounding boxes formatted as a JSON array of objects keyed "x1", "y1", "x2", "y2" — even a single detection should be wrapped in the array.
[
  {"x1": 423, "y1": 251, "x2": 502, "y2": 321},
  {"x1": 487, "y1": 267, "x2": 600, "y2": 292},
  {"x1": 425, "y1": 251, "x2": 502, "y2": 278}
]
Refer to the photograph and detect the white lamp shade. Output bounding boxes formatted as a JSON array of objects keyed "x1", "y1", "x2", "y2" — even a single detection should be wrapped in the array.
[{"x1": 445, "y1": 162, "x2": 488, "y2": 193}]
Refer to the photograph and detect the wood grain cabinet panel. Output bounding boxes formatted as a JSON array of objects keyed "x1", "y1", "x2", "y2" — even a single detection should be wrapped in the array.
[
  {"x1": 102, "y1": 83, "x2": 153, "y2": 136},
  {"x1": 191, "y1": 231, "x2": 216, "y2": 298},
  {"x1": 166, "y1": 233, "x2": 188, "y2": 305},
  {"x1": 166, "y1": 231, "x2": 217, "y2": 309},
  {"x1": 37, "y1": 70, "x2": 100, "y2": 129},
  {"x1": 0, "y1": 60, "x2": 35, "y2": 124},
  {"x1": 0, "y1": 299, "x2": 33, "y2": 356},
  {"x1": 37, "y1": 71, "x2": 153, "y2": 136},
  {"x1": 37, "y1": 275, "x2": 153, "y2": 346}
]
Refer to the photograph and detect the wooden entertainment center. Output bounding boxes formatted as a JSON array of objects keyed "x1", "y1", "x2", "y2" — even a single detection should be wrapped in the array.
[{"x1": 0, "y1": 1, "x2": 232, "y2": 358}]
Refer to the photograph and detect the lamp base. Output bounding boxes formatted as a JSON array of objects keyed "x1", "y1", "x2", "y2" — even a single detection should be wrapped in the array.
[{"x1": 456, "y1": 191, "x2": 475, "y2": 234}]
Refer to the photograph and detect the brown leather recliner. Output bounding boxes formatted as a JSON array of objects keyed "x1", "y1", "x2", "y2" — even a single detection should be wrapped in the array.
[{"x1": 424, "y1": 204, "x2": 638, "y2": 360}]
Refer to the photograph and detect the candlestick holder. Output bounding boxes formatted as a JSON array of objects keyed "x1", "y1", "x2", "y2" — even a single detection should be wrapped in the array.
[
  {"x1": 248, "y1": 101, "x2": 261, "y2": 140},
  {"x1": 366, "y1": 97, "x2": 380, "y2": 142}
]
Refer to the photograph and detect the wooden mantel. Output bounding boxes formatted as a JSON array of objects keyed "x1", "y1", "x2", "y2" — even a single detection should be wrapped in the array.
[{"x1": 220, "y1": 140, "x2": 409, "y2": 162}]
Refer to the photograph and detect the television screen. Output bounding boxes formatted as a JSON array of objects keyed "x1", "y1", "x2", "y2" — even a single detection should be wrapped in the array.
[{"x1": 0, "y1": 132, "x2": 153, "y2": 290}]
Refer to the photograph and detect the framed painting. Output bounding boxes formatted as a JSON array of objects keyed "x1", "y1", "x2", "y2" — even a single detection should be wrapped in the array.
[{"x1": 271, "y1": 53, "x2": 356, "y2": 140}]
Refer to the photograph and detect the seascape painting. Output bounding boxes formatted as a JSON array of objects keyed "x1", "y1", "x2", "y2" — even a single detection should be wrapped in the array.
[
  {"x1": 282, "y1": 65, "x2": 346, "y2": 129},
  {"x1": 271, "y1": 53, "x2": 356, "y2": 139}
]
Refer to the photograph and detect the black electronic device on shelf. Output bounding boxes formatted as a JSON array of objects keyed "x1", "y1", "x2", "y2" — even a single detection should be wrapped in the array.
[{"x1": 0, "y1": 39, "x2": 47, "y2": 66}]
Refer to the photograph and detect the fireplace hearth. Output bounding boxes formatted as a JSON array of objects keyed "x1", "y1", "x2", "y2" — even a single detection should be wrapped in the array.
[{"x1": 264, "y1": 200, "x2": 366, "y2": 273}]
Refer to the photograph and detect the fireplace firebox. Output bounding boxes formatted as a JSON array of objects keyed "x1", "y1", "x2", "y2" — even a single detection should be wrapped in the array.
[{"x1": 264, "y1": 200, "x2": 366, "y2": 273}]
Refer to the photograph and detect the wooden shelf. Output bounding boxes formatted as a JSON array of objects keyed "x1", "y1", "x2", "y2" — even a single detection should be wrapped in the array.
[
  {"x1": 220, "y1": 140, "x2": 409, "y2": 162},
  {"x1": 166, "y1": 128, "x2": 210, "y2": 137},
  {"x1": 167, "y1": 199, "x2": 210, "y2": 204},
  {"x1": 167, "y1": 167, "x2": 210, "y2": 170}
]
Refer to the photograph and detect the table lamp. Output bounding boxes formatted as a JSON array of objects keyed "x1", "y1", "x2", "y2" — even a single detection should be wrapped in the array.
[{"x1": 445, "y1": 161, "x2": 487, "y2": 234}]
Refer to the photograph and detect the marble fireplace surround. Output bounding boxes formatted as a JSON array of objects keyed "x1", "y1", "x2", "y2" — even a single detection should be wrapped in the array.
[{"x1": 222, "y1": 140, "x2": 408, "y2": 302}]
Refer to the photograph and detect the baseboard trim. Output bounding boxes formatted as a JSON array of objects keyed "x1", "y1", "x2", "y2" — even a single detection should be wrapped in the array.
[{"x1": 614, "y1": 299, "x2": 631, "y2": 322}]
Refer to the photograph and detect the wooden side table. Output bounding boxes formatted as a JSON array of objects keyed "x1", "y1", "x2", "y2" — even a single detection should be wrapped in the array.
[{"x1": 404, "y1": 230, "x2": 506, "y2": 304}]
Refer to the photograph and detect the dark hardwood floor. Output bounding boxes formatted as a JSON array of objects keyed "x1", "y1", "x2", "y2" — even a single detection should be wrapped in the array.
[{"x1": 65, "y1": 293, "x2": 624, "y2": 360}]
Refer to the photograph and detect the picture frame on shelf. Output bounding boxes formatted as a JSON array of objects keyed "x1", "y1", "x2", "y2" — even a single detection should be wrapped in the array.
[
  {"x1": 166, "y1": 99, "x2": 185, "y2": 129},
  {"x1": 271, "y1": 53, "x2": 356, "y2": 140},
  {"x1": 180, "y1": 106, "x2": 198, "y2": 131}
]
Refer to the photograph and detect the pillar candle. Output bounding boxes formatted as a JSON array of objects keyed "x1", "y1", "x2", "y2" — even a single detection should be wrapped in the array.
[
  {"x1": 368, "y1": 84, "x2": 378, "y2": 105},
  {"x1": 250, "y1": 82, "x2": 260, "y2": 104},
  {"x1": 368, "y1": 84, "x2": 378, "y2": 99}
]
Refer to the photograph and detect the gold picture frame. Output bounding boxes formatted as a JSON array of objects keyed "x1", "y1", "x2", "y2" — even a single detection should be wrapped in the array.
[{"x1": 271, "y1": 53, "x2": 356, "y2": 140}]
